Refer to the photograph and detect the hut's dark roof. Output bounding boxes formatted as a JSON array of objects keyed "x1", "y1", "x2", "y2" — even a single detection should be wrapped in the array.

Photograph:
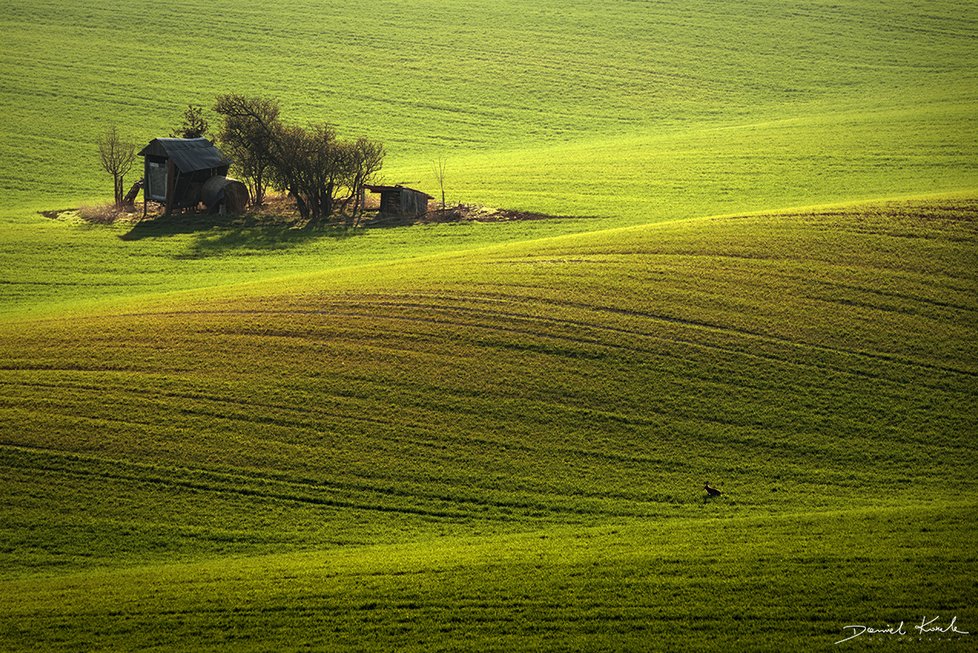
[
  {"x1": 138, "y1": 138, "x2": 230, "y2": 174},
  {"x1": 365, "y1": 184, "x2": 434, "y2": 199}
]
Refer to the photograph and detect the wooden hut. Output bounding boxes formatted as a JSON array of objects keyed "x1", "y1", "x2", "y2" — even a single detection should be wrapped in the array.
[
  {"x1": 138, "y1": 138, "x2": 231, "y2": 215},
  {"x1": 365, "y1": 184, "x2": 432, "y2": 218}
]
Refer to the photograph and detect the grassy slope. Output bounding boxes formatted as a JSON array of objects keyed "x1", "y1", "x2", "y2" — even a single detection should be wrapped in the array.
[
  {"x1": 1, "y1": 200, "x2": 976, "y2": 649},
  {"x1": 2, "y1": 506, "x2": 975, "y2": 652},
  {"x1": 2, "y1": 0, "x2": 978, "y2": 649},
  {"x1": 1, "y1": 0, "x2": 977, "y2": 317},
  {"x1": 6, "y1": 102, "x2": 976, "y2": 317},
  {"x1": 2, "y1": 0, "x2": 973, "y2": 195}
]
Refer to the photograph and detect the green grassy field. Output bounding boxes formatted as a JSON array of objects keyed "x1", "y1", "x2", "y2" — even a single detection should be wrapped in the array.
[
  {"x1": 1, "y1": 0, "x2": 977, "y2": 650},
  {"x1": 2, "y1": 0, "x2": 976, "y2": 318},
  {"x1": 2, "y1": 201, "x2": 976, "y2": 650},
  {"x1": 3, "y1": 0, "x2": 977, "y2": 215}
]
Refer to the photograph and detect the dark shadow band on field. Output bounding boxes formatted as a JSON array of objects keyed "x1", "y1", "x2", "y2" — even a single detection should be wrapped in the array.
[
  {"x1": 117, "y1": 206, "x2": 586, "y2": 258},
  {"x1": 119, "y1": 213, "x2": 362, "y2": 258},
  {"x1": 180, "y1": 226, "x2": 363, "y2": 259},
  {"x1": 119, "y1": 212, "x2": 295, "y2": 240}
]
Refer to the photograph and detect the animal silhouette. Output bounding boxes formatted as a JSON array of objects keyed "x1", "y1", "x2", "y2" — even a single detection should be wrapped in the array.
[{"x1": 704, "y1": 483, "x2": 722, "y2": 498}]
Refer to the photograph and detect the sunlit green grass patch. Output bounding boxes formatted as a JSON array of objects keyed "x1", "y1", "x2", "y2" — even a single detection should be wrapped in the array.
[
  {"x1": 2, "y1": 0, "x2": 977, "y2": 649},
  {"x1": 2, "y1": 503, "x2": 975, "y2": 651},
  {"x1": 1, "y1": 199, "x2": 975, "y2": 570}
]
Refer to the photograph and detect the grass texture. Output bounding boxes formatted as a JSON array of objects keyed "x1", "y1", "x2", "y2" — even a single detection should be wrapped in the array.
[
  {"x1": 0, "y1": 0, "x2": 978, "y2": 314},
  {"x1": 1, "y1": 0, "x2": 976, "y2": 213},
  {"x1": 1, "y1": 0, "x2": 977, "y2": 650},
  {"x1": 1, "y1": 200, "x2": 976, "y2": 650},
  {"x1": 2, "y1": 0, "x2": 976, "y2": 318}
]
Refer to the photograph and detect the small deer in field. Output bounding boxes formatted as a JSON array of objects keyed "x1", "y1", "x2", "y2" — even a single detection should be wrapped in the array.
[{"x1": 704, "y1": 482, "x2": 722, "y2": 498}]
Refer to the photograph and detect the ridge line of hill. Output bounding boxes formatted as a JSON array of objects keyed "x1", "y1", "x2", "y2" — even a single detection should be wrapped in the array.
[{"x1": 2, "y1": 190, "x2": 975, "y2": 325}]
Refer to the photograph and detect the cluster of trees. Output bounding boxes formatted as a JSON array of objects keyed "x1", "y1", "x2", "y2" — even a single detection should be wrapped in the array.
[
  {"x1": 96, "y1": 98, "x2": 385, "y2": 226},
  {"x1": 213, "y1": 94, "x2": 385, "y2": 226}
]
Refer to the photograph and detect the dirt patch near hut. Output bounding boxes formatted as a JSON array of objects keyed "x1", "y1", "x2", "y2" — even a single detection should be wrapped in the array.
[
  {"x1": 366, "y1": 204, "x2": 577, "y2": 228},
  {"x1": 40, "y1": 196, "x2": 579, "y2": 232}
]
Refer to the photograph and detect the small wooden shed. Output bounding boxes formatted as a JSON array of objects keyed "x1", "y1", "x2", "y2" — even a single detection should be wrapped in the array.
[
  {"x1": 138, "y1": 138, "x2": 231, "y2": 215},
  {"x1": 365, "y1": 184, "x2": 432, "y2": 218}
]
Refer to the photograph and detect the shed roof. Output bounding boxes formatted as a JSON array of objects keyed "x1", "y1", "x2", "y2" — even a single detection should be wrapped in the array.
[
  {"x1": 138, "y1": 138, "x2": 230, "y2": 174},
  {"x1": 365, "y1": 184, "x2": 433, "y2": 199}
]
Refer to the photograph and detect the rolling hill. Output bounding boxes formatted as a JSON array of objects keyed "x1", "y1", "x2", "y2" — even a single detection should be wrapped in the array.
[
  {"x1": 1, "y1": 0, "x2": 976, "y2": 318},
  {"x1": 1, "y1": 0, "x2": 977, "y2": 649},
  {"x1": 2, "y1": 199, "x2": 976, "y2": 650}
]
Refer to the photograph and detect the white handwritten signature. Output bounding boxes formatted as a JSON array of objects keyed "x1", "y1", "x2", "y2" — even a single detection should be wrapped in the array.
[{"x1": 837, "y1": 616, "x2": 970, "y2": 644}]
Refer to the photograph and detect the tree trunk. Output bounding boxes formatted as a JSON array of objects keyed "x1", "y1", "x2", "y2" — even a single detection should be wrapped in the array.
[
  {"x1": 292, "y1": 191, "x2": 309, "y2": 221},
  {"x1": 253, "y1": 169, "x2": 264, "y2": 206},
  {"x1": 320, "y1": 181, "x2": 334, "y2": 220},
  {"x1": 351, "y1": 182, "x2": 363, "y2": 226}
]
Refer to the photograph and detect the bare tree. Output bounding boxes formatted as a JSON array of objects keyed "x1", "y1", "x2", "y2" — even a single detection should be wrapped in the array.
[
  {"x1": 344, "y1": 137, "x2": 385, "y2": 226},
  {"x1": 97, "y1": 126, "x2": 136, "y2": 208},
  {"x1": 432, "y1": 156, "x2": 447, "y2": 210}
]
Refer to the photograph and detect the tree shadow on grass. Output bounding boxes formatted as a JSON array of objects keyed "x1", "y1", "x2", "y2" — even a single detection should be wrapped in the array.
[
  {"x1": 119, "y1": 212, "x2": 363, "y2": 258},
  {"x1": 180, "y1": 225, "x2": 362, "y2": 259}
]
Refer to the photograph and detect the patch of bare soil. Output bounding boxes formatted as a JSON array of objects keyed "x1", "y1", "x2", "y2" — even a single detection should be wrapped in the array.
[
  {"x1": 365, "y1": 204, "x2": 574, "y2": 228},
  {"x1": 41, "y1": 195, "x2": 576, "y2": 231},
  {"x1": 38, "y1": 208, "x2": 76, "y2": 220},
  {"x1": 39, "y1": 205, "x2": 144, "y2": 225}
]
